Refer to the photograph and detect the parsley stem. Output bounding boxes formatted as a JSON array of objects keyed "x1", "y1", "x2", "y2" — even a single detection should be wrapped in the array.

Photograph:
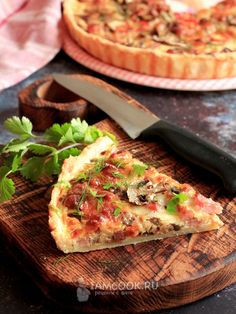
[{"x1": 50, "y1": 143, "x2": 85, "y2": 156}]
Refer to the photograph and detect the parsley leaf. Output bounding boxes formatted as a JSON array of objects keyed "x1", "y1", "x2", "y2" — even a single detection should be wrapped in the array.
[
  {"x1": 4, "y1": 116, "x2": 33, "y2": 139},
  {"x1": 2, "y1": 138, "x2": 30, "y2": 153},
  {"x1": 44, "y1": 123, "x2": 71, "y2": 143},
  {"x1": 28, "y1": 143, "x2": 56, "y2": 155},
  {"x1": 43, "y1": 156, "x2": 60, "y2": 177},
  {"x1": 57, "y1": 147, "x2": 81, "y2": 168},
  {"x1": 166, "y1": 193, "x2": 189, "y2": 214},
  {"x1": 58, "y1": 127, "x2": 76, "y2": 146},
  {"x1": 11, "y1": 154, "x2": 22, "y2": 172},
  {"x1": 0, "y1": 166, "x2": 15, "y2": 202},
  {"x1": 84, "y1": 126, "x2": 103, "y2": 144},
  {"x1": 20, "y1": 157, "x2": 46, "y2": 182},
  {"x1": 71, "y1": 118, "x2": 88, "y2": 141},
  {"x1": 132, "y1": 163, "x2": 148, "y2": 176}
]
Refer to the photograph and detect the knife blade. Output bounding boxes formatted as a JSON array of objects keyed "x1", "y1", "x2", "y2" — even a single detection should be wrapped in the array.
[{"x1": 53, "y1": 73, "x2": 236, "y2": 193}]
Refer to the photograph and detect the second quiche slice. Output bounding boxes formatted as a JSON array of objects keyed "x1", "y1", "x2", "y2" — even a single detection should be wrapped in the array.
[{"x1": 49, "y1": 136, "x2": 223, "y2": 253}]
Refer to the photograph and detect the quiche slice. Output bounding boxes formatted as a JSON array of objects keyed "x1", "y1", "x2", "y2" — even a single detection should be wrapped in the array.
[
  {"x1": 63, "y1": 0, "x2": 236, "y2": 79},
  {"x1": 49, "y1": 137, "x2": 223, "y2": 253}
]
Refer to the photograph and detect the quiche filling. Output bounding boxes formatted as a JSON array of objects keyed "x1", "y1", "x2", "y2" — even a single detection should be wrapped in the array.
[
  {"x1": 74, "y1": 0, "x2": 236, "y2": 54},
  {"x1": 59, "y1": 149, "x2": 222, "y2": 243}
]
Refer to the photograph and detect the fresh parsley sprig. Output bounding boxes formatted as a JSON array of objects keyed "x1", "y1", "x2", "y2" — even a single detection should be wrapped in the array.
[{"x1": 0, "y1": 116, "x2": 115, "y2": 202}]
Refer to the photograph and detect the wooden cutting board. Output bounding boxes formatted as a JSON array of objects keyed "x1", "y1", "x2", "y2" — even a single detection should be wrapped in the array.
[{"x1": 0, "y1": 119, "x2": 236, "y2": 313}]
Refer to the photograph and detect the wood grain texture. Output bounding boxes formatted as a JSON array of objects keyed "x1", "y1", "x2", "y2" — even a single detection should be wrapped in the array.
[
  {"x1": 18, "y1": 76, "x2": 104, "y2": 131},
  {"x1": 0, "y1": 118, "x2": 235, "y2": 313}
]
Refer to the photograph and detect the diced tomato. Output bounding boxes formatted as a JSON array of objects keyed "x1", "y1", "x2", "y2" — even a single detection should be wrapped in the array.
[
  {"x1": 116, "y1": 24, "x2": 129, "y2": 33},
  {"x1": 177, "y1": 205, "x2": 194, "y2": 220},
  {"x1": 90, "y1": 177, "x2": 101, "y2": 188},
  {"x1": 80, "y1": 200, "x2": 98, "y2": 218},
  {"x1": 146, "y1": 203, "x2": 159, "y2": 211},
  {"x1": 63, "y1": 194, "x2": 80, "y2": 209},
  {"x1": 125, "y1": 225, "x2": 139, "y2": 237},
  {"x1": 211, "y1": 32, "x2": 230, "y2": 42},
  {"x1": 67, "y1": 217, "x2": 79, "y2": 229},
  {"x1": 85, "y1": 220, "x2": 99, "y2": 233},
  {"x1": 71, "y1": 229, "x2": 82, "y2": 239},
  {"x1": 101, "y1": 162, "x2": 117, "y2": 177},
  {"x1": 181, "y1": 184, "x2": 192, "y2": 192},
  {"x1": 103, "y1": 191, "x2": 114, "y2": 202},
  {"x1": 137, "y1": 20, "x2": 149, "y2": 31},
  {"x1": 87, "y1": 24, "x2": 101, "y2": 34},
  {"x1": 166, "y1": 49, "x2": 180, "y2": 54},
  {"x1": 175, "y1": 13, "x2": 198, "y2": 26}
]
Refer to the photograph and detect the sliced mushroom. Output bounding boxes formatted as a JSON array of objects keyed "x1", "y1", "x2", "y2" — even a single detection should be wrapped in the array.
[
  {"x1": 153, "y1": 34, "x2": 188, "y2": 49},
  {"x1": 127, "y1": 180, "x2": 168, "y2": 205},
  {"x1": 227, "y1": 15, "x2": 236, "y2": 26}
]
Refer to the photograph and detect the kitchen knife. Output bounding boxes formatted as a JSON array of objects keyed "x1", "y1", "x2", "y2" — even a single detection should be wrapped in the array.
[{"x1": 53, "y1": 73, "x2": 236, "y2": 194}]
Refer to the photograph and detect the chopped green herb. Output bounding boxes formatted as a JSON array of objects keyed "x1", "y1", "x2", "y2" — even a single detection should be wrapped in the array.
[
  {"x1": 96, "y1": 197, "x2": 104, "y2": 210},
  {"x1": 118, "y1": 180, "x2": 129, "y2": 188},
  {"x1": 77, "y1": 173, "x2": 87, "y2": 182},
  {"x1": 92, "y1": 158, "x2": 106, "y2": 175},
  {"x1": 73, "y1": 210, "x2": 83, "y2": 217},
  {"x1": 166, "y1": 193, "x2": 189, "y2": 214},
  {"x1": 77, "y1": 188, "x2": 87, "y2": 210},
  {"x1": 153, "y1": 195, "x2": 159, "y2": 202},
  {"x1": 132, "y1": 163, "x2": 148, "y2": 176},
  {"x1": 103, "y1": 183, "x2": 114, "y2": 190},
  {"x1": 113, "y1": 160, "x2": 126, "y2": 168},
  {"x1": 89, "y1": 188, "x2": 105, "y2": 198},
  {"x1": 112, "y1": 171, "x2": 124, "y2": 178},
  {"x1": 137, "y1": 180, "x2": 149, "y2": 188},
  {"x1": 113, "y1": 207, "x2": 121, "y2": 217}
]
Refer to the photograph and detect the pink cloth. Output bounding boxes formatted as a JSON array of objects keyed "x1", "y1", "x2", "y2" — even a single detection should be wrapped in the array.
[{"x1": 0, "y1": 0, "x2": 62, "y2": 91}]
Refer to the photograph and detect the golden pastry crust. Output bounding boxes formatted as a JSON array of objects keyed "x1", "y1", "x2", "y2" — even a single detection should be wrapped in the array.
[{"x1": 63, "y1": 0, "x2": 236, "y2": 79}]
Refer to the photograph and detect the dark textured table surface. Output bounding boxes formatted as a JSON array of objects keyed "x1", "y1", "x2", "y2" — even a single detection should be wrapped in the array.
[{"x1": 0, "y1": 51, "x2": 235, "y2": 314}]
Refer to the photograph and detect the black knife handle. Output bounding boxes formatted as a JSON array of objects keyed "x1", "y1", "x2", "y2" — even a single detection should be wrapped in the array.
[{"x1": 140, "y1": 120, "x2": 236, "y2": 194}]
